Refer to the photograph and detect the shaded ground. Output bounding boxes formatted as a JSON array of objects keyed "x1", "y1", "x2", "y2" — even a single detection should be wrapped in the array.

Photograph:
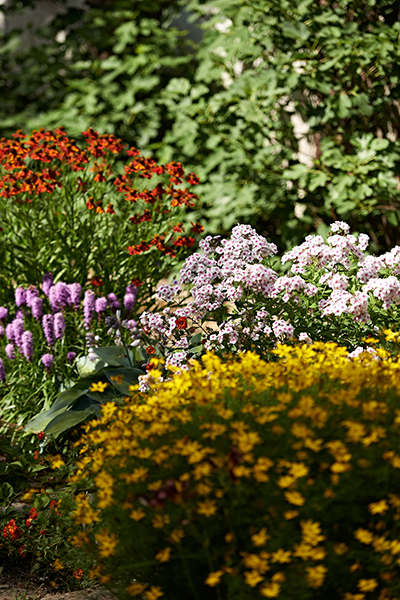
[{"x1": 0, "y1": 565, "x2": 117, "y2": 600}]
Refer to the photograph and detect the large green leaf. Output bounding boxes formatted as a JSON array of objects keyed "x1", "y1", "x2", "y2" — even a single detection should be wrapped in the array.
[
  {"x1": 93, "y1": 346, "x2": 133, "y2": 368},
  {"x1": 43, "y1": 408, "x2": 96, "y2": 437},
  {"x1": 24, "y1": 388, "x2": 89, "y2": 434}
]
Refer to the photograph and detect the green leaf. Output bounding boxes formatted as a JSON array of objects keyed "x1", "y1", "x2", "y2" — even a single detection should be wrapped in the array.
[
  {"x1": 24, "y1": 388, "x2": 90, "y2": 433},
  {"x1": 308, "y1": 171, "x2": 328, "y2": 191},
  {"x1": 43, "y1": 409, "x2": 96, "y2": 437},
  {"x1": 76, "y1": 355, "x2": 106, "y2": 377},
  {"x1": 281, "y1": 21, "x2": 310, "y2": 41},
  {"x1": 93, "y1": 346, "x2": 133, "y2": 368},
  {"x1": 338, "y1": 93, "x2": 352, "y2": 118}
]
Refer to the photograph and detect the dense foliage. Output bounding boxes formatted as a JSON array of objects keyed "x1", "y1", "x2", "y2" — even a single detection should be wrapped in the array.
[
  {"x1": 2, "y1": 1, "x2": 400, "y2": 250},
  {"x1": 67, "y1": 342, "x2": 400, "y2": 599}
]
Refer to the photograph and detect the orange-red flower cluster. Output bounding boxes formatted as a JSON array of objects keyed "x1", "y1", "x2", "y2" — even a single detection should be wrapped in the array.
[{"x1": 3, "y1": 519, "x2": 22, "y2": 541}]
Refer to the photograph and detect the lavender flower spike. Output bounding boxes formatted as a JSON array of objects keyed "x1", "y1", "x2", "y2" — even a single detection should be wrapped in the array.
[
  {"x1": 0, "y1": 358, "x2": 5, "y2": 382},
  {"x1": 26, "y1": 286, "x2": 39, "y2": 308},
  {"x1": 83, "y1": 290, "x2": 96, "y2": 330},
  {"x1": 107, "y1": 293, "x2": 120, "y2": 311},
  {"x1": 5, "y1": 344, "x2": 15, "y2": 360},
  {"x1": 54, "y1": 313, "x2": 66, "y2": 339},
  {"x1": 42, "y1": 273, "x2": 53, "y2": 296},
  {"x1": 67, "y1": 351, "x2": 76, "y2": 364},
  {"x1": 21, "y1": 331, "x2": 34, "y2": 362},
  {"x1": 0, "y1": 307, "x2": 8, "y2": 321},
  {"x1": 0, "y1": 326, "x2": 3, "y2": 337},
  {"x1": 124, "y1": 293, "x2": 136, "y2": 315},
  {"x1": 31, "y1": 297, "x2": 43, "y2": 321},
  {"x1": 15, "y1": 287, "x2": 26, "y2": 307},
  {"x1": 68, "y1": 283, "x2": 82, "y2": 308},
  {"x1": 12, "y1": 318, "x2": 25, "y2": 348},
  {"x1": 95, "y1": 297, "x2": 108, "y2": 315},
  {"x1": 5, "y1": 323, "x2": 15, "y2": 343},
  {"x1": 41, "y1": 353, "x2": 54, "y2": 371},
  {"x1": 42, "y1": 314, "x2": 55, "y2": 346}
]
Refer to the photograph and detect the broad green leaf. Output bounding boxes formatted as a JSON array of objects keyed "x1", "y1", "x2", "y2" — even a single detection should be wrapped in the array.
[
  {"x1": 76, "y1": 355, "x2": 106, "y2": 377},
  {"x1": 105, "y1": 368, "x2": 143, "y2": 395},
  {"x1": 93, "y1": 347, "x2": 133, "y2": 368},
  {"x1": 338, "y1": 93, "x2": 352, "y2": 118},
  {"x1": 43, "y1": 409, "x2": 96, "y2": 437},
  {"x1": 24, "y1": 388, "x2": 89, "y2": 434}
]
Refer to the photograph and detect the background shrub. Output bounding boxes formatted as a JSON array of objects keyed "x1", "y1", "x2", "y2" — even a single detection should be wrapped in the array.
[
  {"x1": 2, "y1": 1, "x2": 400, "y2": 251},
  {"x1": 69, "y1": 342, "x2": 400, "y2": 599}
]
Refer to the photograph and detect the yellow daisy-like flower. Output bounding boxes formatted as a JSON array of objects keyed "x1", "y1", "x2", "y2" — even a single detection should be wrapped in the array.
[
  {"x1": 155, "y1": 547, "x2": 171, "y2": 563},
  {"x1": 284, "y1": 490, "x2": 306, "y2": 506},
  {"x1": 244, "y1": 570, "x2": 264, "y2": 587},
  {"x1": 354, "y1": 528, "x2": 374, "y2": 545},
  {"x1": 204, "y1": 570, "x2": 224, "y2": 587},
  {"x1": 259, "y1": 582, "x2": 281, "y2": 597},
  {"x1": 144, "y1": 586, "x2": 164, "y2": 600},
  {"x1": 127, "y1": 582, "x2": 147, "y2": 596},
  {"x1": 357, "y1": 579, "x2": 378, "y2": 592},
  {"x1": 197, "y1": 499, "x2": 218, "y2": 517},
  {"x1": 251, "y1": 527, "x2": 269, "y2": 547},
  {"x1": 368, "y1": 500, "x2": 389, "y2": 515},
  {"x1": 53, "y1": 558, "x2": 64, "y2": 571},
  {"x1": 89, "y1": 381, "x2": 109, "y2": 393}
]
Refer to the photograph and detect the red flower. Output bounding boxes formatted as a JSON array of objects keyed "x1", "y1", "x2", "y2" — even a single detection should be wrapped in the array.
[
  {"x1": 33, "y1": 451, "x2": 39, "y2": 460},
  {"x1": 90, "y1": 276, "x2": 103, "y2": 287},
  {"x1": 18, "y1": 545, "x2": 26, "y2": 557},
  {"x1": 29, "y1": 507, "x2": 39, "y2": 520},
  {"x1": 176, "y1": 317, "x2": 187, "y2": 330},
  {"x1": 146, "y1": 346, "x2": 156, "y2": 355},
  {"x1": 25, "y1": 518, "x2": 33, "y2": 527},
  {"x1": 40, "y1": 530, "x2": 46, "y2": 536},
  {"x1": 3, "y1": 519, "x2": 22, "y2": 541},
  {"x1": 186, "y1": 172, "x2": 200, "y2": 185},
  {"x1": 190, "y1": 222, "x2": 204, "y2": 234},
  {"x1": 38, "y1": 431, "x2": 45, "y2": 440},
  {"x1": 131, "y1": 278, "x2": 143, "y2": 287},
  {"x1": 73, "y1": 569, "x2": 84, "y2": 580}
]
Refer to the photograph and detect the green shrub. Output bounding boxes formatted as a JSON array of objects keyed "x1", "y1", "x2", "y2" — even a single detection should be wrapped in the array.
[{"x1": 68, "y1": 341, "x2": 400, "y2": 599}]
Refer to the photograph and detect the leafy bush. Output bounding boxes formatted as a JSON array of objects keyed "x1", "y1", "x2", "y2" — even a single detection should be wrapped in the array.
[
  {"x1": 3, "y1": 1, "x2": 400, "y2": 251},
  {"x1": 0, "y1": 127, "x2": 202, "y2": 306},
  {"x1": 68, "y1": 342, "x2": 400, "y2": 599}
]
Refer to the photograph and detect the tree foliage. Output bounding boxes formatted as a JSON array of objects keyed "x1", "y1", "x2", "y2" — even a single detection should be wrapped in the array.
[{"x1": 1, "y1": 0, "x2": 400, "y2": 251}]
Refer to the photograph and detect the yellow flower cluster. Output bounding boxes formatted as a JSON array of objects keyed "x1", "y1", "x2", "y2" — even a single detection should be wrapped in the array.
[{"x1": 71, "y1": 342, "x2": 400, "y2": 599}]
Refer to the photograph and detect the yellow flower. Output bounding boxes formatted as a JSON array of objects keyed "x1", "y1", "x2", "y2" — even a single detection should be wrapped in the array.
[
  {"x1": 368, "y1": 500, "x2": 389, "y2": 515},
  {"x1": 144, "y1": 586, "x2": 164, "y2": 600},
  {"x1": 130, "y1": 509, "x2": 146, "y2": 521},
  {"x1": 95, "y1": 528, "x2": 118, "y2": 558},
  {"x1": 354, "y1": 529, "x2": 374, "y2": 545},
  {"x1": 300, "y1": 520, "x2": 325, "y2": 546},
  {"x1": 169, "y1": 528, "x2": 184, "y2": 544},
  {"x1": 283, "y1": 510, "x2": 299, "y2": 520},
  {"x1": 155, "y1": 547, "x2": 171, "y2": 563},
  {"x1": 357, "y1": 579, "x2": 378, "y2": 593},
  {"x1": 244, "y1": 570, "x2": 264, "y2": 587},
  {"x1": 50, "y1": 454, "x2": 65, "y2": 469},
  {"x1": 271, "y1": 549, "x2": 292, "y2": 563},
  {"x1": 128, "y1": 582, "x2": 147, "y2": 596},
  {"x1": 197, "y1": 499, "x2": 217, "y2": 517},
  {"x1": 284, "y1": 490, "x2": 306, "y2": 506},
  {"x1": 204, "y1": 570, "x2": 224, "y2": 587},
  {"x1": 333, "y1": 542, "x2": 349, "y2": 555},
  {"x1": 89, "y1": 381, "x2": 109, "y2": 392},
  {"x1": 343, "y1": 594, "x2": 366, "y2": 600},
  {"x1": 152, "y1": 514, "x2": 170, "y2": 529},
  {"x1": 251, "y1": 527, "x2": 269, "y2": 547},
  {"x1": 289, "y1": 462, "x2": 309, "y2": 479},
  {"x1": 53, "y1": 558, "x2": 64, "y2": 571},
  {"x1": 259, "y1": 582, "x2": 281, "y2": 597},
  {"x1": 305, "y1": 565, "x2": 327, "y2": 588}
]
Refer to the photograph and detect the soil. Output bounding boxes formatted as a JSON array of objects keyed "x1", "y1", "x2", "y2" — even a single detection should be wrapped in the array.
[{"x1": 0, "y1": 565, "x2": 118, "y2": 600}]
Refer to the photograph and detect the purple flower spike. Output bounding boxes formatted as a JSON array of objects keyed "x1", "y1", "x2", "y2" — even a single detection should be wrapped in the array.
[
  {"x1": 15, "y1": 309, "x2": 24, "y2": 319},
  {"x1": 0, "y1": 326, "x2": 3, "y2": 337},
  {"x1": 42, "y1": 314, "x2": 55, "y2": 346},
  {"x1": 107, "y1": 293, "x2": 120, "y2": 311},
  {"x1": 5, "y1": 323, "x2": 15, "y2": 343},
  {"x1": 54, "y1": 281, "x2": 70, "y2": 308},
  {"x1": 67, "y1": 351, "x2": 77, "y2": 364},
  {"x1": 21, "y1": 331, "x2": 34, "y2": 362},
  {"x1": 0, "y1": 307, "x2": 8, "y2": 321},
  {"x1": 54, "y1": 313, "x2": 66, "y2": 339},
  {"x1": 0, "y1": 358, "x2": 6, "y2": 382},
  {"x1": 15, "y1": 287, "x2": 26, "y2": 307},
  {"x1": 125, "y1": 284, "x2": 139, "y2": 297},
  {"x1": 42, "y1": 273, "x2": 53, "y2": 296},
  {"x1": 12, "y1": 318, "x2": 25, "y2": 348},
  {"x1": 26, "y1": 286, "x2": 39, "y2": 308},
  {"x1": 95, "y1": 297, "x2": 108, "y2": 315},
  {"x1": 41, "y1": 353, "x2": 54, "y2": 371},
  {"x1": 31, "y1": 297, "x2": 43, "y2": 321},
  {"x1": 5, "y1": 344, "x2": 15, "y2": 360},
  {"x1": 68, "y1": 283, "x2": 82, "y2": 308},
  {"x1": 124, "y1": 293, "x2": 136, "y2": 315},
  {"x1": 83, "y1": 290, "x2": 96, "y2": 330}
]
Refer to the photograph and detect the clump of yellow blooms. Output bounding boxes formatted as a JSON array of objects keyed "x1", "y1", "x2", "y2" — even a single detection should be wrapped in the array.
[{"x1": 70, "y1": 341, "x2": 400, "y2": 599}]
